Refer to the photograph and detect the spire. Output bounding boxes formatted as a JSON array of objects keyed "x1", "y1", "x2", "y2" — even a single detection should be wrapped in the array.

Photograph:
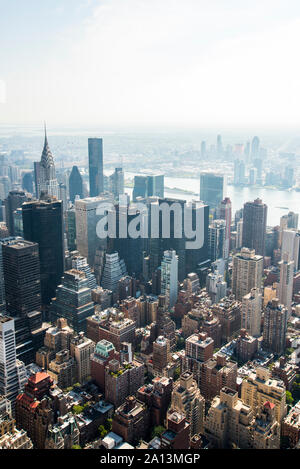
[{"x1": 40, "y1": 122, "x2": 55, "y2": 169}]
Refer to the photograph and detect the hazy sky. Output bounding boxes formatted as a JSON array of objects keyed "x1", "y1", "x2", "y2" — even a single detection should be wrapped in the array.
[{"x1": 1, "y1": 0, "x2": 300, "y2": 128}]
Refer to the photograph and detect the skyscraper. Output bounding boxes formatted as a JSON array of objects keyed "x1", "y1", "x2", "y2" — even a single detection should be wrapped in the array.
[
  {"x1": 109, "y1": 167, "x2": 124, "y2": 201},
  {"x1": 232, "y1": 248, "x2": 263, "y2": 301},
  {"x1": 242, "y1": 198, "x2": 267, "y2": 257},
  {"x1": 263, "y1": 298, "x2": 288, "y2": 355},
  {"x1": 277, "y1": 253, "x2": 294, "y2": 314},
  {"x1": 2, "y1": 239, "x2": 41, "y2": 316},
  {"x1": 160, "y1": 250, "x2": 178, "y2": 309},
  {"x1": 241, "y1": 287, "x2": 262, "y2": 337},
  {"x1": 69, "y1": 166, "x2": 83, "y2": 203},
  {"x1": 50, "y1": 269, "x2": 95, "y2": 333},
  {"x1": 88, "y1": 138, "x2": 104, "y2": 197},
  {"x1": 219, "y1": 197, "x2": 232, "y2": 259},
  {"x1": 34, "y1": 125, "x2": 59, "y2": 199},
  {"x1": 4, "y1": 191, "x2": 28, "y2": 236},
  {"x1": 22, "y1": 196, "x2": 65, "y2": 305},
  {"x1": 200, "y1": 172, "x2": 226, "y2": 210},
  {"x1": 132, "y1": 174, "x2": 164, "y2": 201},
  {"x1": 0, "y1": 317, "x2": 27, "y2": 409},
  {"x1": 251, "y1": 136, "x2": 260, "y2": 160},
  {"x1": 208, "y1": 219, "x2": 226, "y2": 261}
]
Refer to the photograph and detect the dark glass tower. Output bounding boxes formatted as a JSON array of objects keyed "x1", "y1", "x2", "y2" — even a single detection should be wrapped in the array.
[
  {"x1": 2, "y1": 238, "x2": 47, "y2": 364},
  {"x1": 242, "y1": 198, "x2": 267, "y2": 257},
  {"x1": 200, "y1": 172, "x2": 225, "y2": 210},
  {"x1": 88, "y1": 138, "x2": 104, "y2": 197},
  {"x1": 22, "y1": 195, "x2": 65, "y2": 305},
  {"x1": 69, "y1": 165, "x2": 83, "y2": 203},
  {"x1": 50, "y1": 269, "x2": 95, "y2": 333}
]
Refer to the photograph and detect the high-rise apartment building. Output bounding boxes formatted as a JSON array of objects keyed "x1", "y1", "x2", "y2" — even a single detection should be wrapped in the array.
[
  {"x1": 0, "y1": 396, "x2": 33, "y2": 449},
  {"x1": 277, "y1": 252, "x2": 294, "y2": 313},
  {"x1": 22, "y1": 196, "x2": 64, "y2": 305},
  {"x1": 263, "y1": 298, "x2": 288, "y2": 355},
  {"x1": 152, "y1": 336, "x2": 170, "y2": 375},
  {"x1": 242, "y1": 198, "x2": 267, "y2": 257},
  {"x1": 241, "y1": 287, "x2": 262, "y2": 337},
  {"x1": 0, "y1": 317, "x2": 27, "y2": 409},
  {"x1": 232, "y1": 248, "x2": 263, "y2": 301},
  {"x1": 281, "y1": 229, "x2": 300, "y2": 271},
  {"x1": 88, "y1": 138, "x2": 104, "y2": 197},
  {"x1": 219, "y1": 197, "x2": 232, "y2": 258},
  {"x1": 160, "y1": 250, "x2": 178, "y2": 308},
  {"x1": 170, "y1": 371, "x2": 205, "y2": 437},
  {"x1": 241, "y1": 367, "x2": 287, "y2": 423}
]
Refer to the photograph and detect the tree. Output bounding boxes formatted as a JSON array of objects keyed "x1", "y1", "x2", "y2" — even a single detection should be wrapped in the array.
[
  {"x1": 72, "y1": 405, "x2": 84, "y2": 415},
  {"x1": 286, "y1": 391, "x2": 294, "y2": 405},
  {"x1": 151, "y1": 426, "x2": 165, "y2": 439},
  {"x1": 71, "y1": 445, "x2": 81, "y2": 450},
  {"x1": 104, "y1": 418, "x2": 112, "y2": 432},
  {"x1": 173, "y1": 367, "x2": 181, "y2": 381},
  {"x1": 98, "y1": 425, "x2": 108, "y2": 439}
]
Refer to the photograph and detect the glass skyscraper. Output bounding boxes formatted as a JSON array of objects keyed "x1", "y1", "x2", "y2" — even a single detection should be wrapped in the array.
[{"x1": 88, "y1": 138, "x2": 104, "y2": 197}]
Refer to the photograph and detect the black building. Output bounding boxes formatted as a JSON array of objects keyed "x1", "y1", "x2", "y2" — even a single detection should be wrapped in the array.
[
  {"x1": 69, "y1": 165, "x2": 83, "y2": 203},
  {"x1": 4, "y1": 190, "x2": 28, "y2": 236},
  {"x1": 242, "y1": 198, "x2": 267, "y2": 257},
  {"x1": 22, "y1": 195, "x2": 65, "y2": 305}
]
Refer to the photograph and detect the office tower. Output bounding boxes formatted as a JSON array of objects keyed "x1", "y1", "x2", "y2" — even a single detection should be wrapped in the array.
[
  {"x1": 4, "y1": 191, "x2": 27, "y2": 236},
  {"x1": 234, "y1": 159, "x2": 246, "y2": 185},
  {"x1": 0, "y1": 317, "x2": 27, "y2": 409},
  {"x1": 50, "y1": 269, "x2": 94, "y2": 333},
  {"x1": 88, "y1": 138, "x2": 104, "y2": 197},
  {"x1": 34, "y1": 126, "x2": 59, "y2": 199},
  {"x1": 200, "y1": 172, "x2": 226, "y2": 210},
  {"x1": 251, "y1": 136, "x2": 260, "y2": 160},
  {"x1": 160, "y1": 250, "x2": 178, "y2": 308},
  {"x1": 232, "y1": 248, "x2": 263, "y2": 301},
  {"x1": 201, "y1": 141, "x2": 206, "y2": 158},
  {"x1": 208, "y1": 219, "x2": 225, "y2": 261},
  {"x1": 217, "y1": 134, "x2": 223, "y2": 156},
  {"x1": 284, "y1": 211, "x2": 299, "y2": 230},
  {"x1": 58, "y1": 183, "x2": 67, "y2": 212},
  {"x1": 242, "y1": 198, "x2": 267, "y2": 257},
  {"x1": 147, "y1": 175, "x2": 164, "y2": 198},
  {"x1": 65, "y1": 208, "x2": 76, "y2": 252},
  {"x1": 241, "y1": 367, "x2": 287, "y2": 423},
  {"x1": 45, "y1": 414, "x2": 80, "y2": 449},
  {"x1": 2, "y1": 240, "x2": 41, "y2": 316},
  {"x1": 22, "y1": 171, "x2": 34, "y2": 195},
  {"x1": 263, "y1": 298, "x2": 288, "y2": 355},
  {"x1": 22, "y1": 196, "x2": 64, "y2": 305},
  {"x1": 15, "y1": 371, "x2": 54, "y2": 449},
  {"x1": 277, "y1": 253, "x2": 294, "y2": 313},
  {"x1": 86, "y1": 309, "x2": 136, "y2": 352},
  {"x1": 105, "y1": 357, "x2": 145, "y2": 408},
  {"x1": 241, "y1": 287, "x2": 262, "y2": 337},
  {"x1": 132, "y1": 174, "x2": 164, "y2": 201},
  {"x1": 219, "y1": 197, "x2": 231, "y2": 258},
  {"x1": 236, "y1": 219, "x2": 243, "y2": 249},
  {"x1": 70, "y1": 333, "x2": 95, "y2": 384},
  {"x1": 206, "y1": 271, "x2": 227, "y2": 304},
  {"x1": 101, "y1": 252, "x2": 127, "y2": 294},
  {"x1": 109, "y1": 167, "x2": 124, "y2": 201},
  {"x1": 13, "y1": 208, "x2": 23, "y2": 237},
  {"x1": 70, "y1": 254, "x2": 97, "y2": 290},
  {"x1": 69, "y1": 165, "x2": 83, "y2": 203},
  {"x1": 170, "y1": 371, "x2": 205, "y2": 436},
  {"x1": 75, "y1": 195, "x2": 112, "y2": 267},
  {"x1": 281, "y1": 229, "x2": 300, "y2": 271},
  {"x1": 152, "y1": 336, "x2": 170, "y2": 375}
]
